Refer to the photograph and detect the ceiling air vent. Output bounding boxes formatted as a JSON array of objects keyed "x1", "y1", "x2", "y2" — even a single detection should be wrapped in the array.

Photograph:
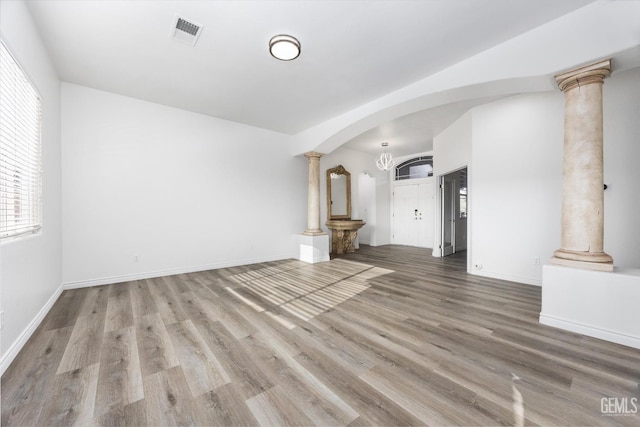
[{"x1": 170, "y1": 15, "x2": 203, "y2": 46}]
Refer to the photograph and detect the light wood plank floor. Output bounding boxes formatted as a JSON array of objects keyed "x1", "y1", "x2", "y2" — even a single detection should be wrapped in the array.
[{"x1": 2, "y1": 245, "x2": 639, "y2": 426}]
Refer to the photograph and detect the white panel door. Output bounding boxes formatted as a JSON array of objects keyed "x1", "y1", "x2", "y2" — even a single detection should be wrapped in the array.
[
  {"x1": 392, "y1": 184, "x2": 418, "y2": 246},
  {"x1": 417, "y1": 183, "x2": 434, "y2": 247},
  {"x1": 392, "y1": 182, "x2": 434, "y2": 248}
]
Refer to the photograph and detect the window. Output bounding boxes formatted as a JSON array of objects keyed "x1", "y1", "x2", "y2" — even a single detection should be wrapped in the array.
[
  {"x1": 395, "y1": 156, "x2": 433, "y2": 180},
  {"x1": 459, "y1": 168, "x2": 467, "y2": 219},
  {"x1": 0, "y1": 41, "x2": 42, "y2": 240}
]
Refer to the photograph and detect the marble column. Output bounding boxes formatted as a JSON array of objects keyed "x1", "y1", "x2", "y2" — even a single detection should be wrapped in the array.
[
  {"x1": 551, "y1": 59, "x2": 613, "y2": 272},
  {"x1": 303, "y1": 151, "x2": 325, "y2": 236}
]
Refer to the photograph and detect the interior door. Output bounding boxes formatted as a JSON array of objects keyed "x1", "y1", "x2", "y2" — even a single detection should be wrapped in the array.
[
  {"x1": 392, "y1": 184, "x2": 418, "y2": 246},
  {"x1": 393, "y1": 182, "x2": 433, "y2": 248},
  {"x1": 441, "y1": 175, "x2": 455, "y2": 256},
  {"x1": 416, "y1": 183, "x2": 433, "y2": 247}
]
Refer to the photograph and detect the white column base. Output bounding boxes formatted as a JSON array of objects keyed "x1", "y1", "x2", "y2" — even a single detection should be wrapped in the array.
[
  {"x1": 298, "y1": 233, "x2": 330, "y2": 264},
  {"x1": 540, "y1": 264, "x2": 640, "y2": 349},
  {"x1": 550, "y1": 255, "x2": 614, "y2": 272}
]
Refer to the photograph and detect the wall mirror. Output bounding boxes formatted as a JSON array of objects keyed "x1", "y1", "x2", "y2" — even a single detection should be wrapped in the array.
[{"x1": 326, "y1": 165, "x2": 351, "y2": 220}]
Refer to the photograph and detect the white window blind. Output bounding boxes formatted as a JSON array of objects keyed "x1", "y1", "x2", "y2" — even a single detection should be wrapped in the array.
[{"x1": 0, "y1": 41, "x2": 42, "y2": 240}]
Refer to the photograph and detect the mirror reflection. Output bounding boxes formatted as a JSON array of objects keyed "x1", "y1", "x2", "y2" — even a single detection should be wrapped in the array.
[
  {"x1": 326, "y1": 165, "x2": 351, "y2": 220},
  {"x1": 331, "y1": 174, "x2": 347, "y2": 216}
]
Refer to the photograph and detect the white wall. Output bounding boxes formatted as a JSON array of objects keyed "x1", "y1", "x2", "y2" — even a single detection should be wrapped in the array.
[
  {"x1": 374, "y1": 174, "x2": 391, "y2": 247},
  {"x1": 541, "y1": 264, "x2": 640, "y2": 349},
  {"x1": 603, "y1": 67, "x2": 640, "y2": 268},
  {"x1": 433, "y1": 111, "x2": 472, "y2": 177},
  {"x1": 62, "y1": 83, "x2": 307, "y2": 286},
  {"x1": 357, "y1": 172, "x2": 376, "y2": 245},
  {"x1": 320, "y1": 146, "x2": 391, "y2": 246},
  {"x1": 433, "y1": 66, "x2": 640, "y2": 286},
  {"x1": 433, "y1": 111, "x2": 472, "y2": 258},
  {"x1": 471, "y1": 92, "x2": 564, "y2": 285},
  {"x1": 0, "y1": 1, "x2": 62, "y2": 371}
]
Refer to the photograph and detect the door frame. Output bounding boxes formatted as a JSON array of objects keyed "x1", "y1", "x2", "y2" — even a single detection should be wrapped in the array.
[
  {"x1": 391, "y1": 176, "x2": 433, "y2": 247},
  {"x1": 441, "y1": 174, "x2": 456, "y2": 256},
  {"x1": 433, "y1": 166, "x2": 472, "y2": 272}
]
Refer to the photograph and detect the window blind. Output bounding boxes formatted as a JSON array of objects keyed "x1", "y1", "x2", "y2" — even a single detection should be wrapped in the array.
[{"x1": 0, "y1": 41, "x2": 42, "y2": 240}]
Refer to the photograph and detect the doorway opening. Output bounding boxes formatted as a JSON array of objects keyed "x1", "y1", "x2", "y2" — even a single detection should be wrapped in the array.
[
  {"x1": 440, "y1": 168, "x2": 467, "y2": 259},
  {"x1": 392, "y1": 180, "x2": 434, "y2": 248},
  {"x1": 391, "y1": 155, "x2": 436, "y2": 248}
]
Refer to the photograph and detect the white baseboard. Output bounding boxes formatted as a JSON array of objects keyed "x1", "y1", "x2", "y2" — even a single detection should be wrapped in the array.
[
  {"x1": 471, "y1": 269, "x2": 541, "y2": 286},
  {"x1": 300, "y1": 253, "x2": 331, "y2": 264},
  {"x1": 0, "y1": 283, "x2": 64, "y2": 376},
  {"x1": 63, "y1": 253, "x2": 292, "y2": 289},
  {"x1": 541, "y1": 264, "x2": 640, "y2": 350},
  {"x1": 1, "y1": 254, "x2": 291, "y2": 375},
  {"x1": 540, "y1": 313, "x2": 640, "y2": 350}
]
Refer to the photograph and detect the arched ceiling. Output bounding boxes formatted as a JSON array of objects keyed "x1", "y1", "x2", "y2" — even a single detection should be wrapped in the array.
[
  {"x1": 25, "y1": 1, "x2": 640, "y2": 157},
  {"x1": 27, "y1": 0, "x2": 594, "y2": 135}
]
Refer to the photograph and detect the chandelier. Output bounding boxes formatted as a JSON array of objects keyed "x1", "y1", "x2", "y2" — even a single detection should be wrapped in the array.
[{"x1": 376, "y1": 142, "x2": 395, "y2": 171}]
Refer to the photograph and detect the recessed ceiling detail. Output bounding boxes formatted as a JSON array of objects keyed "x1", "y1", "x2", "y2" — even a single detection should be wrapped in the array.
[{"x1": 170, "y1": 15, "x2": 203, "y2": 46}]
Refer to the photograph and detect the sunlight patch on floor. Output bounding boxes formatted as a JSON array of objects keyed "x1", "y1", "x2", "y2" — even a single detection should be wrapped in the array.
[{"x1": 228, "y1": 259, "x2": 394, "y2": 322}]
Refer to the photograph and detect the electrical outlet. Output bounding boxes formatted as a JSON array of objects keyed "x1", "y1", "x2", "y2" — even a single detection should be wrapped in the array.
[
  {"x1": 534, "y1": 257, "x2": 541, "y2": 265},
  {"x1": 474, "y1": 263, "x2": 483, "y2": 270}
]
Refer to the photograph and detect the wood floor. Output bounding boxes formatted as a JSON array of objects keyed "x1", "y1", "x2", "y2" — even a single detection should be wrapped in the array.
[{"x1": 2, "y1": 245, "x2": 639, "y2": 426}]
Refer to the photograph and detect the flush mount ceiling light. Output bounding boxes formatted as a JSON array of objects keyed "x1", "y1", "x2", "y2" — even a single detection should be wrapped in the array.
[
  {"x1": 376, "y1": 142, "x2": 395, "y2": 171},
  {"x1": 269, "y1": 34, "x2": 301, "y2": 61}
]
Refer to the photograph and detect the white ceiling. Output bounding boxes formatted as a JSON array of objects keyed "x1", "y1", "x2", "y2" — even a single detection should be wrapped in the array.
[
  {"x1": 26, "y1": 0, "x2": 596, "y2": 153},
  {"x1": 342, "y1": 96, "x2": 505, "y2": 157}
]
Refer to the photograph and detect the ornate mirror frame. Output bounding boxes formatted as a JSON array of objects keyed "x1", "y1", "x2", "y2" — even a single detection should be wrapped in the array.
[{"x1": 326, "y1": 165, "x2": 351, "y2": 220}]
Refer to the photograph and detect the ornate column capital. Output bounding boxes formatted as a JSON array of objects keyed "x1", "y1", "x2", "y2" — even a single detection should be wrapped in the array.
[
  {"x1": 555, "y1": 59, "x2": 611, "y2": 92},
  {"x1": 304, "y1": 151, "x2": 324, "y2": 159}
]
